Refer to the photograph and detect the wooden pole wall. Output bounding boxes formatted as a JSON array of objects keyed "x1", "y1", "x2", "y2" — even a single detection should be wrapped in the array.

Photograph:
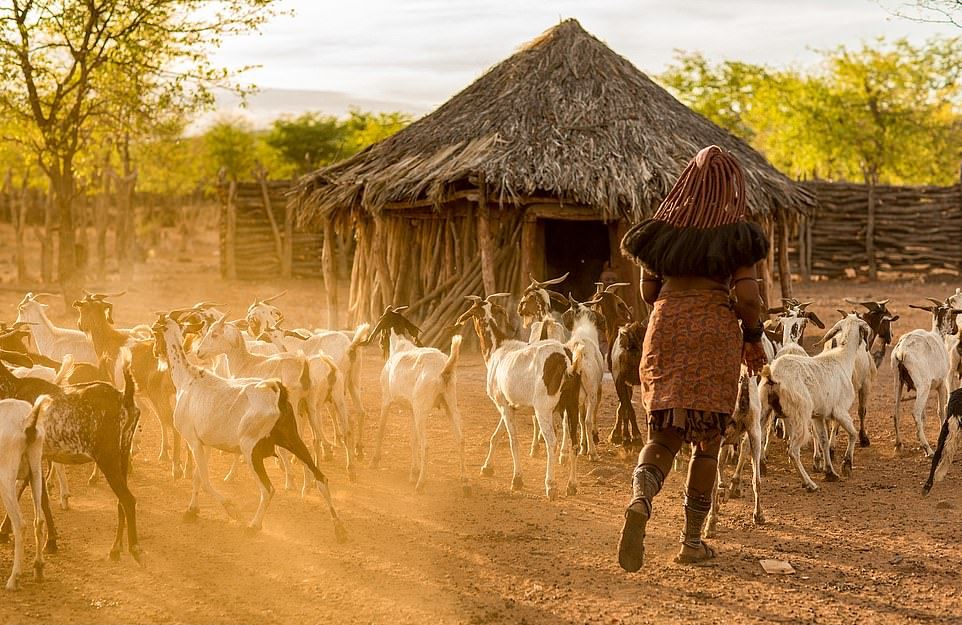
[{"x1": 477, "y1": 175, "x2": 498, "y2": 296}]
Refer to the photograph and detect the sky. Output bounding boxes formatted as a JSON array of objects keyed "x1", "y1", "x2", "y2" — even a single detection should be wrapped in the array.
[{"x1": 205, "y1": 0, "x2": 961, "y2": 126}]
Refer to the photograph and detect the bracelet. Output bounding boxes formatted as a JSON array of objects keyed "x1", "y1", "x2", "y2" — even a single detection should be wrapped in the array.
[
  {"x1": 742, "y1": 321, "x2": 764, "y2": 343},
  {"x1": 732, "y1": 277, "x2": 758, "y2": 286}
]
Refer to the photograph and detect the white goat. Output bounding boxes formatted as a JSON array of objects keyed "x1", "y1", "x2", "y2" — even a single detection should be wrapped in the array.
[
  {"x1": 891, "y1": 300, "x2": 961, "y2": 456},
  {"x1": 759, "y1": 315, "x2": 869, "y2": 491},
  {"x1": 15, "y1": 293, "x2": 97, "y2": 365},
  {"x1": 706, "y1": 370, "x2": 764, "y2": 538},
  {"x1": 457, "y1": 295, "x2": 583, "y2": 499},
  {"x1": 559, "y1": 296, "x2": 606, "y2": 462},
  {"x1": 195, "y1": 316, "x2": 355, "y2": 485},
  {"x1": 152, "y1": 314, "x2": 346, "y2": 539},
  {"x1": 0, "y1": 397, "x2": 46, "y2": 590},
  {"x1": 372, "y1": 324, "x2": 466, "y2": 494},
  {"x1": 823, "y1": 311, "x2": 877, "y2": 449}
]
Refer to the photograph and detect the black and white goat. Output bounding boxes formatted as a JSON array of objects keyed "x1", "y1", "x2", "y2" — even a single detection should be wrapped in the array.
[
  {"x1": 152, "y1": 314, "x2": 346, "y2": 539},
  {"x1": 366, "y1": 307, "x2": 467, "y2": 494},
  {"x1": 923, "y1": 388, "x2": 962, "y2": 496},
  {"x1": 457, "y1": 295, "x2": 583, "y2": 499},
  {"x1": 517, "y1": 273, "x2": 569, "y2": 343}
]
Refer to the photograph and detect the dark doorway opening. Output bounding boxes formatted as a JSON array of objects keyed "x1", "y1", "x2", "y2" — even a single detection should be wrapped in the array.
[{"x1": 543, "y1": 219, "x2": 611, "y2": 301}]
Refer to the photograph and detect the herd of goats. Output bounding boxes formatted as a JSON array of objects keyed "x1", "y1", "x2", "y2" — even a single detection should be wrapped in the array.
[{"x1": 0, "y1": 273, "x2": 961, "y2": 591}]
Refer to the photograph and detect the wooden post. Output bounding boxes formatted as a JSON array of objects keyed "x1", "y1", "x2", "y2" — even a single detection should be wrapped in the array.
[
  {"x1": 797, "y1": 214, "x2": 810, "y2": 282},
  {"x1": 255, "y1": 169, "x2": 287, "y2": 277},
  {"x1": 612, "y1": 219, "x2": 643, "y2": 319},
  {"x1": 322, "y1": 221, "x2": 338, "y2": 328},
  {"x1": 520, "y1": 212, "x2": 544, "y2": 284},
  {"x1": 776, "y1": 215, "x2": 794, "y2": 300},
  {"x1": 283, "y1": 198, "x2": 294, "y2": 278},
  {"x1": 225, "y1": 180, "x2": 237, "y2": 280},
  {"x1": 372, "y1": 216, "x2": 395, "y2": 306},
  {"x1": 476, "y1": 174, "x2": 497, "y2": 296},
  {"x1": 757, "y1": 218, "x2": 775, "y2": 308},
  {"x1": 865, "y1": 173, "x2": 878, "y2": 280}
]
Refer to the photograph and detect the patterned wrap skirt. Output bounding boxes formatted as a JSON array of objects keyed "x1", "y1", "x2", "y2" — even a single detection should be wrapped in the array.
[{"x1": 641, "y1": 289, "x2": 742, "y2": 442}]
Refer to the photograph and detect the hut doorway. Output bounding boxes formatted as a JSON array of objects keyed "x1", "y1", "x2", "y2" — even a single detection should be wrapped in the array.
[{"x1": 543, "y1": 219, "x2": 610, "y2": 301}]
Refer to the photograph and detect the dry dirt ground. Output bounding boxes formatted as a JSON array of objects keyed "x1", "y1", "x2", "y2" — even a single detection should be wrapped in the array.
[{"x1": 0, "y1": 230, "x2": 961, "y2": 624}]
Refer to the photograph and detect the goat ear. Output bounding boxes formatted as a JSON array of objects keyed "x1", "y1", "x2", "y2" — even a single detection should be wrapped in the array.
[
  {"x1": 605, "y1": 282, "x2": 630, "y2": 292},
  {"x1": 105, "y1": 303, "x2": 114, "y2": 325},
  {"x1": 836, "y1": 309, "x2": 848, "y2": 319},
  {"x1": 546, "y1": 290, "x2": 568, "y2": 308},
  {"x1": 889, "y1": 315, "x2": 900, "y2": 322},
  {"x1": 805, "y1": 311, "x2": 825, "y2": 329},
  {"x1": 72, "y1": 300, "x2": 83, "y2": 308}
]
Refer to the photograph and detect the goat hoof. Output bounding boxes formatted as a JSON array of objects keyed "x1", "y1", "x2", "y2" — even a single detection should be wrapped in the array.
[
  {"x1": 480, "y1": 465, "x2": 494, "y2": 478},
  {"x1": 414, "y1": 482, "x2": 425, "y2": 494},
  {"x1": 894, "y1": 441, "x2": 904, "y2": 451},
  {"x1": 334, "y1": 523, "x2": 348, "y2": 544},
  {"x1": 546, "y1": 486, "x2": 558, "y2": 501},
  {"x1": 462, "y1": 484, "x2": 472, "y2": 497},
  {"x1": 753, "y1": 512, "x2": 766, "y2": 526},
  {"x1": 348, "y1": 469, "x2": 358, "y2": 484},
  {"x1": 760, "y1": 461, "x2": 768, "y2": 477},
  {"x1": 804, "y1": 483, "x2": 819, "y2": 492},
  {"x1": 109, "y1": 549, "x2": 121, "y2": 561},
  {"x1": 370, "y1": 456, "x2": 381, "y2": 470},
  {"x1": 859, "y1": 431, "x2": 870, "y2": 448},
  {"x1": 130, "y1": 546, "x2": 146, "y2": 567},
  {"x1": 87, "y1": 476, "x2": 98, "y2": 486},
  {"x1": 824, "y1": 472, "x2": 840, "y2": 483},
  {"x1": 244, "y1": 524, "x2": 262, "y2": 536},
  {"x1": 588, "y1": 453, "x2": 599, "y2": 463},
  {"x1": 566, "y1": 483, "x2": 578, "y2": 496},
  {"x1": 511, "y1": 475, "x2": 524, "y2": 491},
  {"x1": 33, "y1": 560, "x2": 43, "y2": 581},
  {"x1": 59, "y1": 497, "x2": 70, "y2": 511},
  {"x1": 6, "y1": 578, "x2": 18, "y2": 591},
  {"x1": 354, "y1": 446, "x2": 365, "y2": 460},
  {"x1": 842, "y1": 462, "x2": 853, "y2": 477},
  {"x1": 924, "y1": 447, "x2": 935, "y2": 458},
  {"x1": 609, "y1": 433, "x2": 623, "y2": 446},
  {"x1": 43, "y1": 540, "x2": 57, "y2": 554},
  {"x1": 728, "y1": 484, "x2": 742, "y2": 500},
  {"x1": 182, "y1": 508, "x2": 199, "y2": 523}
]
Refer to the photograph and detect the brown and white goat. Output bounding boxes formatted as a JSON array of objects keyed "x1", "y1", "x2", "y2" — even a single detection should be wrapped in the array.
[
  {"x1": 517, "y1": 273, "x2": 570, "y2": 343},
  {"x1": 590, "y1": 281, "x2": 633, "y2": 365},
  {"x1": 73, "y1": 293, "x2": 182, "y2": 478},
  {"x1": 608, "y1": 320, "x2": 647, "y2": 448},
  {"x1": 457, "y1": 295, "x2": 583, "y2": 499}
]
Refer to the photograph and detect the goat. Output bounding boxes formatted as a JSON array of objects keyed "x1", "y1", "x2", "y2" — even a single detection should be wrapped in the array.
[
  {"x1": 759, "y1": 315, "x2": 869, "y2": 491},
  {"x1": 0, "y1": 348, "x2": 143, "y2": 562},
  {"x1": 558, "y1": 295, "x2": 606, "y2": 461},
  {"x1": 517, "y1": 273, "x2": 570, "y2": 343},
  {"x1": 0, "y1": 397, "x2": 46, "y2": 590},
  {"x1": 923, "y1": 388, "x2": 962, "y2": 496},
  {"x1": 247, "y1": 299, "x2": 371, "y2": 456},
  {"x1": 823, "y1": 308, "x2": 878, "y2": 448},
  {"x1": 765, "y1": 299, "x2": 825, "y2": 350},
  {"x1": 457, "y1": 294, "x2": 582, "y2": 499},
  {"x1": 73, "y1": 293, "x2": 182, "y2": 478},
  {"x1": 845, "y1": 298, "x2": 898, "y2": 368},
  {"x1": 151, "y1": 314, "x2": 346, "y2": 540},
  {"x1": 369, "y1": 309, "x2": 466, "y2": 494},
  {"x1": 608, "y1": 321, "x2": 646, "y2": 448},
  {"x1": 705, "y1": 370, "x2": 765, "y2": 538},
  {"x1": 590, "y1": 281, "x2": 633, "y2": 367},
  {"x1": 15, "y1": 293, "x2": 98, "y2": 365},
  {"x1": 195, "y1": 314, "x2": 355, "y2": 486},
  {"x1": 891, "y1": 299, "x2": 960, "y2": 456}
]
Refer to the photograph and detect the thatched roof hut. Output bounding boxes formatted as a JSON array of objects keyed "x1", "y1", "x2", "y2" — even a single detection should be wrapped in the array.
[{"x1": 292, "y1": 19, "x2": 813, "y2": 341}]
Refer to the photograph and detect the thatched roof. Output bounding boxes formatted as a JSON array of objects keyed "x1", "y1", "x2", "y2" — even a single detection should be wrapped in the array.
[{"x1": 293, "y1": 19, "x2": 813, "y2": 225}]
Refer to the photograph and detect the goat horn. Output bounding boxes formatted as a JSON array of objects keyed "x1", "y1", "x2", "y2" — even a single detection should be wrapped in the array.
[
  {"x1": 193, "y1": 301, "x2": 225, "y2": 310},
  {"x1": 10, "y1": 321, "x2": 37, "y2": 328},
  {"x1": 394, "y1": 305, "x2": 410, "y2": 313},
  {"x1": 260, "y1": 290, "x2": 287, "y2": 304},
  {"x1": 605, "y1": 282, "x2": 631, "y2": 292},
  {"x1": 532, "y1": 272, "x2": 569, "y2": 287},
  {"x1": 484, "y1": 292, "x2": 511, "y2": 301},
  {"x1": 86, "y1": 290, "x2": 126, "y2": 299},
  {"x1": 464, "y1": 295, "x2": 483, "y2": 303},
  {"x1": 926, "y1": 297, "x2": 945, "y2": 307},
  {"x1": 30, "y1": 292, "x2": 57, "y2": 299}
]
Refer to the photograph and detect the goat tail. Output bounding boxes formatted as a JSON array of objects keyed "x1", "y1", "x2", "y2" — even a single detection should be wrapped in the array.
[
  {"x1": 924, "y1": 412, "x2": 962, "y2": 496},
  {"x1": 348, "y1": 323, "x2": 372, "y2": 360},
  {"x1": 299, "y1": 354, "x2": 312, "y2": 392},
  {"x1": 53, "y1": 354, "x2": 75, "y2": 385},
  {"x1": 25, "y1": 395, "x2": 52, "y2": 444},
  {"x1": 441, "y1": 334, "x2": 463, "y2": 382},
  {"x1": 567, "y1": 343, "x2": 585, "y2": 377}
]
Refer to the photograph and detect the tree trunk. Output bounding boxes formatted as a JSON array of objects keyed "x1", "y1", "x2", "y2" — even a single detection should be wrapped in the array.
[
  {"x1": 40, "y1": 189, "x2": 55, "y2": 285},
  {"x1": 54, "y1": 167, "x2": 81, "y2": 305},
  {"x1": 95, "y1": 159, "x2": 110, "y2": 279},
  {"x1": 776, "y1": 215, "x2": 794, "y2": 300}
]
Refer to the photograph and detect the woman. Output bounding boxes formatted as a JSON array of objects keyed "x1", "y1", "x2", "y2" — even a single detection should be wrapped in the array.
[{"x1": 617, "y1": 145, "x2": 769, "y2": 570}]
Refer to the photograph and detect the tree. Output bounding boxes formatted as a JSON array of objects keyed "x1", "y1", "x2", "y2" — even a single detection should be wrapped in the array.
[
  {"x1": 342, "y1": 109, "x2": 413, "y2": 156},
  {"x1": 884, "y1": 1, "x2": 962, "y2": 26},
  {"x1": 0, "y1": 0, "x2": 279, "y2": 300},
  {"x1": 266, "y1": 112, "x2": 346, "y2": 175},
  {"x1": 203, "y1": 118, "x2": 258, "y2": 181}
]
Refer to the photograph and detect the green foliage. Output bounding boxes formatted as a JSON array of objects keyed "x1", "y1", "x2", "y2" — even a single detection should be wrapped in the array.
[
  {"x1": 266, "y1": 113, "x2": 346, "y2": 174},
  {"x1": 203, "y1": 118, "x2": 258, "y2": 181},
  {"x1": 342, "y1": 109, "x2": 413, "y2": 156},
  {"x1": 660, "y1": 37, "x2": 962, "y2": 185}
]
